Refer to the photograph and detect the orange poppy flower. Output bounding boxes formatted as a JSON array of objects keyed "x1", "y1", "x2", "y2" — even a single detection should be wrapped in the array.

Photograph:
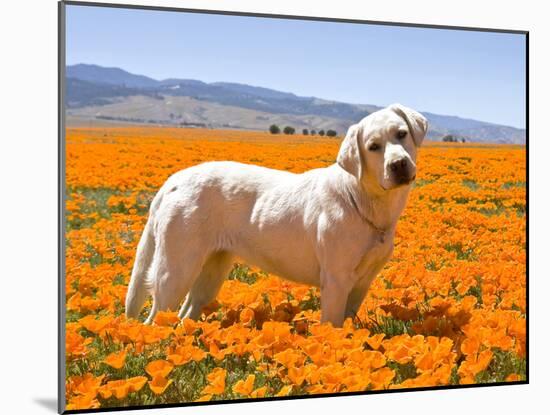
[
  {"x1": 251, "y1": 386, "x2": 267, "y2": 398},
  {"x1": 195, "y1": 394, "x2": 213, "y2": 402},
  {"x1": 232, "y1": 375, "x2": 255, "y2": 396},
  {"x1": 66, "y1": 393, "x2": 100, "y2": 410},
  {"x1": 103, "y1": 350, "x2": 127, "y2": 369},
  {"x1": 370, "y1": 367, "x2": 395, "y2": 389},
  {"x1": 167, "y1": 346, "x2": 207, "y2": 366},
  {"x1": 458, "y1": 349, "x2": 494, "y2": 382},
  {"x1": 148, "y1": 375, "x2": 173, "y2": 395},
  {"x1": 153, "y1": 311, "x2": 180, "y2": 327},
  {"x1": 127, "y1": 376, "x2": 148, "y2": 393},
  {"x1": 69, "y1": 373, "x2": 105, "y2": 397},
  {"x1": 366, "y1": 333, "x2": 385, "y2": 350},
  {"x1": 145, "y1": 359, "x2": 174, "y2": 378},
  {"x1": 239, "y1": 307, "x2": 255, "y2": 325},
  {"x1": 276, "y1": 385, "x2": 293, "y2": 397},
  {"x1": 111, "y1": 379, "x2": 131, "y2": 400},
  {"x1": 201, "y1": 368, "x2": 227, "y2": 396},
  {"x1": 461, "y1": 337, "x2": 480, "y2": 356}
]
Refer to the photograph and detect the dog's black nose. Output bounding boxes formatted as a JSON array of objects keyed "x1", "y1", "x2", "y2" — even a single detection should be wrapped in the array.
[
  {"x1": 390, "y1": 158, "x2": 412, "y2": 184},
  {"x1": 390, "y1": 158, "x2": 408, "y2": 173}
]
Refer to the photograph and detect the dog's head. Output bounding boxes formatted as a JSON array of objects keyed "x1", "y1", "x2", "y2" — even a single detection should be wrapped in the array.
[{"x1": 337, "y1": 103, "x2": 427, "y2": 192}]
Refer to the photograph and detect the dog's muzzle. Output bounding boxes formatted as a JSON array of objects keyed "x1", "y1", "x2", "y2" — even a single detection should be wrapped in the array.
[{"x1": 390, "y1": 158, "x2": 415, "y2": 185}]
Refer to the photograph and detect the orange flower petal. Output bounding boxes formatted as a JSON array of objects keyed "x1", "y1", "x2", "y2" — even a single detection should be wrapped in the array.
[
  {"x1": 145, "y1": 359, "x2": 174, "y2": 378},
  {"x1": 148, "y1": 375, "x2": 174, "y2": 395},
  {"x1": 103, "y1": 350, "x2": 127, "y2": 369}
]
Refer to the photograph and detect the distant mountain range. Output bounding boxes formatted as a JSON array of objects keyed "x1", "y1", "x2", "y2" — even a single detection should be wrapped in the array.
[{"x1": 65, "y1": 64, "x2": 526, "y2": 144}]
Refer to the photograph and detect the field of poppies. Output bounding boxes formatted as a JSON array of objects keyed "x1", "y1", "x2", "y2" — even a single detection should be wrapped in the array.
[{"x1": 64, "y1": 126, "x2": 526, "y2": 411}]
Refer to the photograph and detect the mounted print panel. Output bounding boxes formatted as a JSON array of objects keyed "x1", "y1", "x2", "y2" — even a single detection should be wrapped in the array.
[{"x1": 59, "y1": 1, "x2": 528, "y2": 413}]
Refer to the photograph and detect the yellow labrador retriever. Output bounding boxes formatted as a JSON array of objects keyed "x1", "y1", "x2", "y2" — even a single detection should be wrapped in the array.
[{"x1": 125, "y1": 103, "x2": 427, "y2": 327}]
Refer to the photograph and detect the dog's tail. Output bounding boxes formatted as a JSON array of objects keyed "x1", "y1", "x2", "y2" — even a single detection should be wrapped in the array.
[{"x1": 125, "y1": 217, "x2": 155, "y2": 319}]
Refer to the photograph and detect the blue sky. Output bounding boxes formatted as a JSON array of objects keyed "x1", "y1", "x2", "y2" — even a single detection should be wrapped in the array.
[{"x1": 66, "y1": 4, "x2": 526, "y2": 128}]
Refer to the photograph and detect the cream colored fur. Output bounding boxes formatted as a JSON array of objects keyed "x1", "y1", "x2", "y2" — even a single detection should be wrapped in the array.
[{"x1": 125, "y1": 103, "x2": 428, "y2": 327}]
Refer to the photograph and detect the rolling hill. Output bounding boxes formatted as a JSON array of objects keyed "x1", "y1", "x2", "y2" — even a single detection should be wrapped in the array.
[{"x1": 65, "y1": 64, "x2": 526, "y2": 144}]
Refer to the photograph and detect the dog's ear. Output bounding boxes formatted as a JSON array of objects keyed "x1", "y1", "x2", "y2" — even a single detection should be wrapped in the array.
[
  {"x1": 337, "y1": 123, "x2": 364, "y2": 179},
  {"x1": 390, "y1": 103, "x2": 428, "y2": 147}
]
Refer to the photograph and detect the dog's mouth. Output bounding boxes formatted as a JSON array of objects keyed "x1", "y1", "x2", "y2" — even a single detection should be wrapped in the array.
[{"x1": 381, "y1": 175, "x2": 416, "y2": 191}]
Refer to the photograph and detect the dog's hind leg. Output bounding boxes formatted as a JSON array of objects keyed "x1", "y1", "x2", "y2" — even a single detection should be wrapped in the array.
[
  {"x1": 178, "y1": 251, "x2": 234, "y2": 320},
  {"x1": 144, "y1": 248, "x2": 207, "y2": 325},
  {"x1": 144, "y1": 217, "x2": 211, "y2": 325}
]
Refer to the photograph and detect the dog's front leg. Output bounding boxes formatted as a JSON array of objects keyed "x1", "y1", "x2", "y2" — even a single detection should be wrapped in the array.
[
  {"x1": 320, "y1": 271, "x2": 352, "y2": 327},
  {"x1": 345, "y1": 283, "x2": 370, "y2": 320}
]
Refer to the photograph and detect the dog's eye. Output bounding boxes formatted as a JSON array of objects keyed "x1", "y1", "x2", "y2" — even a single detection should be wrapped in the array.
[
  {"x1": 397, "y1": 130, "x2": 407, "y2": 140},
  {"x1": 368, "y1": 143, "x2": 380, "y2": 151}
]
